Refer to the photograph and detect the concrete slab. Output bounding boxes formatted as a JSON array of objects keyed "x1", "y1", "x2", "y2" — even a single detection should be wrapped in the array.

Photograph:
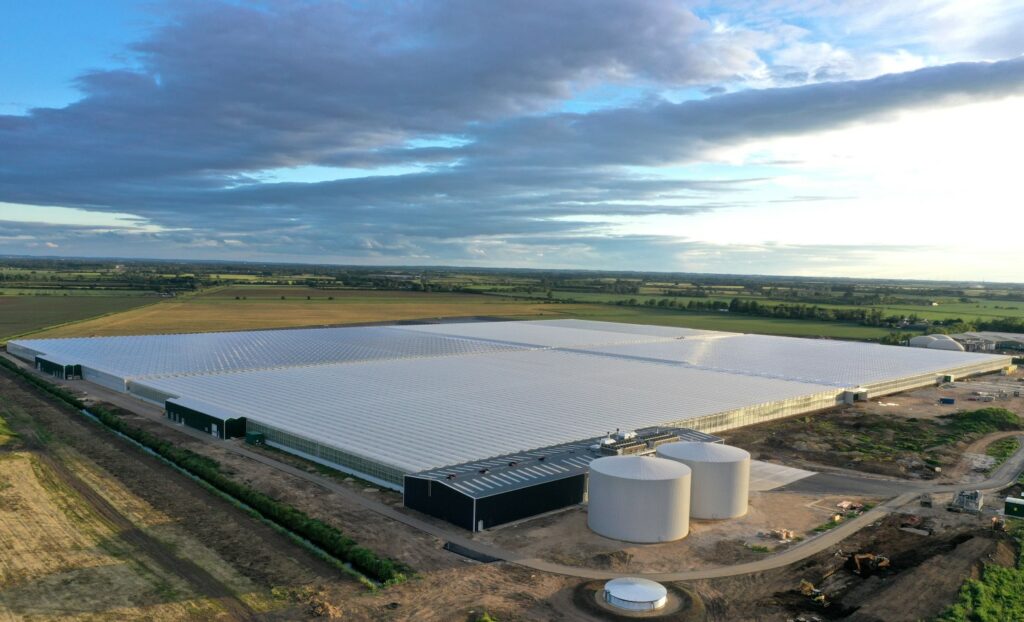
[{"x1": 749, "y1": 460, "x2": 815, "y2": 491}]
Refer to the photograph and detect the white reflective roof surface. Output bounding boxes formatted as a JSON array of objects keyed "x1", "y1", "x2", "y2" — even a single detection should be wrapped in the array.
[
  {"x1": 10, "y1": 325, "x2": 530, "y2": 379},
  {"x1": 579, "y1": 333, "x2": 1003, "y2": 387},
  {"x1": 390, "y1": 320, "x2": 713, "y2": 348},
  {"x1": 11, "y1": 319, "x2": 1010, "y2": 475},
  {"x1": 135, "y1": 348, "x2": 838, "y2": 473}
]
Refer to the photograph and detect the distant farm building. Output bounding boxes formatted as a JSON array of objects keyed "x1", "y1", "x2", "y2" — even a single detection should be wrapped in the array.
[{"x1": 950, "y1": 331, "x2": 1024, "y2": 353}]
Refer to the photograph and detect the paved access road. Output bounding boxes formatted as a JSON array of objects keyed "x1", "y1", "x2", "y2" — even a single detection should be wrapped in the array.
[{"x1": 6, "y1": 351, "x2": 1024, "y2": 582}]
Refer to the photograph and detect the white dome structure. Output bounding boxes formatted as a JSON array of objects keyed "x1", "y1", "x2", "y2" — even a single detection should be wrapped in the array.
[
  {"x1": 603, "y1": 577, "x2": 668, "y2": 612},
  {"x1": 656, "y1": 442, "x2": 750, "y2": 519},
  {"x1": 933, "y1": 338, "x2": 962, "y2": 352},
  {"x1": 587, "y1": 455, "x2": 691, "y2": 542},
  {"x1": 909, "y1": 334, "x2": 966, "y2": 351}
]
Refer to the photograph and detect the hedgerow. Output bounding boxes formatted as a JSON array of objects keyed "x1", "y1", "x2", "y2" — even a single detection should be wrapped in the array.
[{"x1": 0, "y1": 356, "x2": 408, "y2": 585}]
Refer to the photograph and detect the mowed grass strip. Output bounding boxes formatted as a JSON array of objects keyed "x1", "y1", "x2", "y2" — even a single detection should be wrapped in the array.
[{"x1": 0, "y1": 295, "x2": 157, "y2": 342}]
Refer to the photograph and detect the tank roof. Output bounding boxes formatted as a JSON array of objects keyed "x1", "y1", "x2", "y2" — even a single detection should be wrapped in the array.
[
  {"x1": 657, "y1": 441, "x2": 750, "y2": 463},
  {"x1": 604, "y1": 577, "x2": 668, "y2": 604},
  {"x1": 589, "y1": 455, "x2": 690, "y2": 480}
]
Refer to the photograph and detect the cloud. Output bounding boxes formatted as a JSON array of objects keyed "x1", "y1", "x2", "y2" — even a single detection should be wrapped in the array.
[{"x1": 1, "y1": 1, "x2": 1023, "y2": 277}]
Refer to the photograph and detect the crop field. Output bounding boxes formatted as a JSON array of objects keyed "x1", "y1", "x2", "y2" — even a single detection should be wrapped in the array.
[
  {"x1": 0, "y1": 295, "x2": 157, "y2": 343},
  {"x1": 28, "y1": 289, "x2": 579, "y2": 338},
  {"x1": 0, "y1": 367, "x2": 351, "y2": 620},
  {"x1": 24, "y1": 286, "x2": 897, "y2": 340},
  {"x1": 0, "y1": 407, "x2": 275, "y2": 620},
  {"x1": 0, "y1": 289, "x2": 156, "y2": 297}
]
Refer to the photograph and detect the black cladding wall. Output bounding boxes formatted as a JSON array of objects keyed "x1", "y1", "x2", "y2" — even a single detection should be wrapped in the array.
[
  {"x1": 165, "y1": 400, "x2": 245, "y2": 439},
  {"x1": 475, "y1": 474, "x2": 586, "y2": 529},
  {"x1": 404, "y1": 473, "x2": 587, "y2": 531},
  {"x1": 403, "y1": 476, "x2": 475, "y2": 530},
  {"x1": 35, "y1": 357, "x2": 81, "y2": 380}
]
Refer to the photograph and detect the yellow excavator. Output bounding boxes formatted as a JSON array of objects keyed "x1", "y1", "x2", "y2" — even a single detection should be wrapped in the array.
[
  {"x1": 847, "y1": 553, "x2": 891, "y2": 576},
  {"x1": 799, "y1": 580, "x2": 829, "y2": 607}
]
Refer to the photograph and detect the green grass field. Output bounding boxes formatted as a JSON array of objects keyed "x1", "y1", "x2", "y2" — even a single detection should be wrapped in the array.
[
  {"x1": 484, "y1": 289, "x2": 1024, "y2": 323},
  {"x1": 557, "y1": 305, "x2": 896, "y2": 339},
  {"x1": 0, "y1": 295, "x2": 158, "y2": 342}
]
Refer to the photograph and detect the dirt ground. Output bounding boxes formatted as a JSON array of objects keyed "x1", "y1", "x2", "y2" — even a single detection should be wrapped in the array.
[
  {"x1": 722, "y1": 369, "x2": 1024, "y2": 481},
  {"x1": 0, "y1": 370, "x2": 351, "y2": 620},
  {"x1": 478, "y1": 492, "x2": 879, "y2": 572},
  {"x1": 693, "y1": 513, "x2": 1017, "y2": 621}
]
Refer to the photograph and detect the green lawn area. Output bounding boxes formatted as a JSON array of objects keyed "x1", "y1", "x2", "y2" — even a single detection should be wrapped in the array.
[
  {"x1": 986, "y1": 437, "x2": 1021, "y2": 473},
  {"x1": 0, "y1": 295, "x2": 157, "y2": 342}
]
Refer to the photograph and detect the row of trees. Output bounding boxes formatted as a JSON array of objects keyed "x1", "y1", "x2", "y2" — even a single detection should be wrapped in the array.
[
  {"x1": 616, "y1": 296, "x2": 920, "y2": 327},
  {"x1": 606, "y1": 296, "x2": 1024, "y2": 340}
]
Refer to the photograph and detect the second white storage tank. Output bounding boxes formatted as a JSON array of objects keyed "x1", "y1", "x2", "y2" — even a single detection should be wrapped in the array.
[
  {"x1": 656, "y1": 442, "x2": 750, "y2": 519},
  {"x1": 587, "y1": 455, "x2": 691, "y2": 542}
]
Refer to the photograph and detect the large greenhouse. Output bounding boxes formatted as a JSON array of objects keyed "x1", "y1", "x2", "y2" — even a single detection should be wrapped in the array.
[{"x1": 8, "y1": 319, "x2": 1013, "y2": 523}]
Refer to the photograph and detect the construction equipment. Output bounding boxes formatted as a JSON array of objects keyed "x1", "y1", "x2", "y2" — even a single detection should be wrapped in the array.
[
  {"x1": 799, "y1": 580, "x2": 829, "y2": 607},
  {"x1": 836, "y1": 500, "x2": 864, "y2": 514},
  {"x1": 948, "y1": 490, "x2": 984, "y2": 514},
  {"x1": 846, "y1": 553, "x2": 891, "y2": 577},
  {"x1": 899, "y1": 514, "x2": 923, "y2": 528}
]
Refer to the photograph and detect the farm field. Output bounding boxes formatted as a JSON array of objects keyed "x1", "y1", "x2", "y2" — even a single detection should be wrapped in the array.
[
  {"x1": 0, "y1": 411, "x2": 272, "y2": 620},
  {"x1": 28, "y1": 289, "x2": 575, "y2": 338},
  {"x1": 0, "y1": 295, "x2": 157, "y2": 343},
  {"x1": 488, "y1": 289, "x2": 1024, "y2": 323},
  {"x1": 25, "y1": 286, "x2": 897, "y2": 340},
  {"x1": 0, "y1": 370, "x2": 342, "y2": 621}
]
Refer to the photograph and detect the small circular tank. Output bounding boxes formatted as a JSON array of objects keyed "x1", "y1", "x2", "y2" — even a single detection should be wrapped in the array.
[{"x1": 603, "y1": 577, "x2": 668, "y2": 611}]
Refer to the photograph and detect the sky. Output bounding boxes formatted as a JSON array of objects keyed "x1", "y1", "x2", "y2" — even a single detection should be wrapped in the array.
[{"x1": 1, "y1": 1, "x2": 1023, "y2": 280}]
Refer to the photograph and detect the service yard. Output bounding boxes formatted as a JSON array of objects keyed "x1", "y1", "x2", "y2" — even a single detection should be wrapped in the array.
[{"x1": 478, "y1": 491, "x2": 881, "y2": 573}]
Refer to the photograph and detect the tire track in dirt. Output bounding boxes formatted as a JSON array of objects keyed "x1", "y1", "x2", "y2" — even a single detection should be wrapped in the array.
[{"x1": 19, "y1": 426, "x2": 259, "y2": 621}]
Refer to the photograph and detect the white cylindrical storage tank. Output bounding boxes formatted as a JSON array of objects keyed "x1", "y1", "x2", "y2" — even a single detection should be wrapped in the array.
[
  {"x1": 656, "y1": 442, "x2": 750, "y2": 519},
  {"x1": 587, "y1": 455, "x2": 691, "y2": 542},
  {"x1": 604, "y1": 577, "x2": 668, "y2": 612}
]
